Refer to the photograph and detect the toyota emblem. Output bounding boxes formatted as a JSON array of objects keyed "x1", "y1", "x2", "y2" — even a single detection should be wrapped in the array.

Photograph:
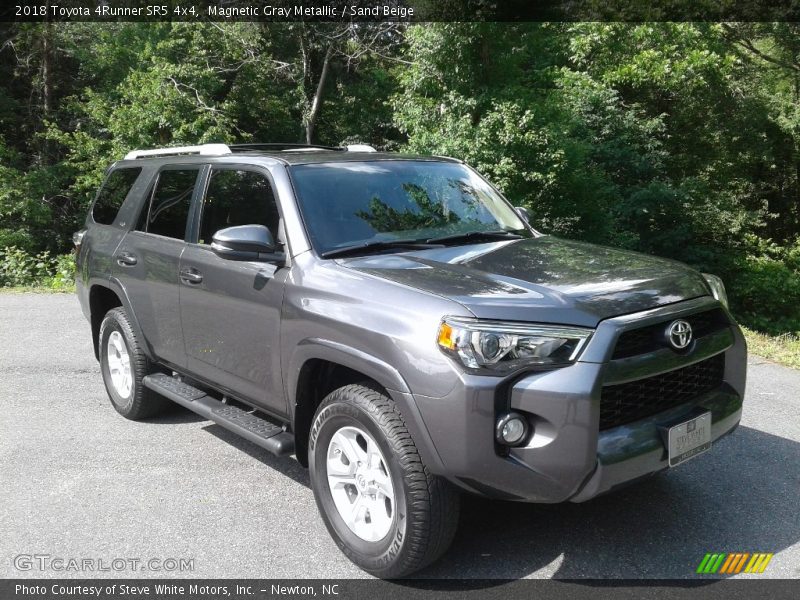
[{"x1": 667, "y1": 319, "x2": 693, "y2": 350}]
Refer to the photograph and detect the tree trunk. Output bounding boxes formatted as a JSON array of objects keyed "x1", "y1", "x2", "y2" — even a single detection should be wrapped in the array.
[
  {"x1": 305, "y1": 44, "x2": 333, "y2": 145},
  {"x1": 40, "y1": 22, "x2": 52, "y2": 164},
  {"x1": 795, "y1": 70, "x2": 800, "y2": 235}
]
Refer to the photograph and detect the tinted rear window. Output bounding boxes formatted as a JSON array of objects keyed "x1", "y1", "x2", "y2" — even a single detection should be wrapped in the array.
[
  {"x1": 140, "y1": 169, "x2": 199, "y2": 240},
  {"x1": 92, "y1": 168, "x2": 142, "y2": 225}
]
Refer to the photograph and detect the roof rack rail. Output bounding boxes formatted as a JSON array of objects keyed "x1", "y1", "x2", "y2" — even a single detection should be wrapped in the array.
[
  {"x1": 229, "y1": 143, "x2": 344, "y2": 152},
  {"x1": 345, "y1": 144, "x2": 377, "y2": 152},
  {"x1": 123, "y1": 142, "x2": 379, "y2": 160},
  {"x1": 231, "y1": 143, "x2": 377, "y2": 153},
  {"x1": 123, "y1": 144, "x2": 231, "y2": 160}
]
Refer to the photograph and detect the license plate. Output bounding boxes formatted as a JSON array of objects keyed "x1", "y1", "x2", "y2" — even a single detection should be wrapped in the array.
[{"x1": 668, "y1": 412, "x2": 712, "y2": 467}]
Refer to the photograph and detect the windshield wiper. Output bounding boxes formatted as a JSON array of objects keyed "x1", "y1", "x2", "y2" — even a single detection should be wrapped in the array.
[
  {"x1": 320, "y1": 240, "x2": 442, "y2": 259},
  {"x1": 425, "y1": 230, "x2": 523, "y2": 245}
]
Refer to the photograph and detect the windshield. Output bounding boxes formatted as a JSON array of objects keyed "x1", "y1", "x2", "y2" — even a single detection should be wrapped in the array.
[{"x1": 289, "y1": 160, "x2": 528, "y2": 255}]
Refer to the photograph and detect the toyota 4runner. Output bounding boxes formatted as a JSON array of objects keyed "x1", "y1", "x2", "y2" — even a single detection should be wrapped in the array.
[{"x1": 75, "y1": 143, "x2": 746, "y2": 577}]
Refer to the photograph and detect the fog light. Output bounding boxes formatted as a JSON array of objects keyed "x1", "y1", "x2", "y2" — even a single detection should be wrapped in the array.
[{"x1": 495, "y1": 413, "x2": 529, "y2": 446}]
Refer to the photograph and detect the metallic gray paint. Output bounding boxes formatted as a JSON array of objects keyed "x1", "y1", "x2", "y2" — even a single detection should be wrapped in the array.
[
  {"x1": 113, "y1": 232, "x2": 187, "y2": 368},
  {"x1": 342, "y1": 236, "x2": 712, "y2": 328},
  {"x1": 410, "y1": 297, "x2": 745, "y2": 502},
  {"x1": 179, "y1": 243, "x2": 288, "y2": 412},
  {"x1": 76, "y1": 151, "x2": 747, "y2": 504},
  {"x1": 281, "y1": 252, "x2": 468, "y2": 401}
]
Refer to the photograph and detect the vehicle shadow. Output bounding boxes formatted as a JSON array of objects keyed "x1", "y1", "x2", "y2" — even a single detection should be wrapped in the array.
[
  {"x1": 202, "y1": 422, "x2": 311, "y2": 488},
  {"x1": 144, "y1": 403, "x2": 207, "y2": 424},
  {"x1": 160, "y1": 414, "x2": 799, "y2": 581},
  {"x1": 413, "y1": 425, "x2": 799, "y2": 579}
]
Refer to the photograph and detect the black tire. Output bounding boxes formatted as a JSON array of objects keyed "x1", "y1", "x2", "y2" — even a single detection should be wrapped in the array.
[
  {"x1": 98, "y1": 307, "x2": 168, "y2": 420},
  {"x1": 308, "y1": 383, "x2": 460, "y2": 578}
]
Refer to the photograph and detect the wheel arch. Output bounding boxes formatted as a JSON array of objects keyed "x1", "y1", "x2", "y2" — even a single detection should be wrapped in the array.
[
  {"x1": 89, "y1": 278, "x2": 152, "y2": 362},
  {"x1": 287, "y1": 339, "x2": 445, "y2": 472}
]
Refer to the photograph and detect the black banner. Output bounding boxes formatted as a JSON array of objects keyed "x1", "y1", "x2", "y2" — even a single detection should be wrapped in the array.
[
  {"x1": 3, "y1": 579, "x2": 800, "y2": 600},
  {"x1": 4, "y1": 0, "x2": 800, "y2": 23}
]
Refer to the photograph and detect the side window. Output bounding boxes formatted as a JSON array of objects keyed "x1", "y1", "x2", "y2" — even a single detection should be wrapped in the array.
[
  {"x1": 198, "y1": 169, "x2": 280, "y2": 244},
  {"x1": 92, "y1": 168, "x2": 142, "y2": 225},
  {"x1": 140, "y1": 168, "x2": 198, "y2": 240}
]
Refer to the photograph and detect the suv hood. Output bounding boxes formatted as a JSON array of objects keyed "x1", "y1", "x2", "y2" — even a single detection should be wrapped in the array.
[{"x1": 340, "y1": 236, "x2": 711, "y2": 327}]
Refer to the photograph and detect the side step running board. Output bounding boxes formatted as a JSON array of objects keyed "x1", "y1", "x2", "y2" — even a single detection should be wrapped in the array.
[{"x1": 143, "y1": 373, "x2": 294, "y2": 456}]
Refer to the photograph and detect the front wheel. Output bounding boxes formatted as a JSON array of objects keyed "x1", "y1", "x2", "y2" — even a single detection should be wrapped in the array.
[{"x1": 308, "y1": 384, "x2": 460, "y2": 578}]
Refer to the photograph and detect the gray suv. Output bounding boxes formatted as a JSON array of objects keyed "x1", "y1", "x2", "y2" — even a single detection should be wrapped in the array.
[{"x1": 75, "y1": 143, "x2": 746, "y2": 577}]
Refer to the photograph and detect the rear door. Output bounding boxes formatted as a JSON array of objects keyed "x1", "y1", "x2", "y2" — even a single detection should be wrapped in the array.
[
  {"x1": 179, "y1": 166, "x2": 288, "y2": 413},
  {"x1": 78, "y1": 166, "x2": 144, "y2": 305},
  {"x1": 114, "y1": 165, "x2": 203, "y2": 369}
]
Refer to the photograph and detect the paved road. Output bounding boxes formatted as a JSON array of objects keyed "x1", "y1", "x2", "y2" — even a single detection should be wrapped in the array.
[{"x1": 1, "y1": 293, "x2": 798, "y2": 580}]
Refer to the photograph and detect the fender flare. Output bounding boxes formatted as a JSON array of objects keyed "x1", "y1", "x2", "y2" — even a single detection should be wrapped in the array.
[
  {"x1": 90, "y1": 277, "x2": 155, "y2": 361},
  {"x1": 286, "y1": 338, "x2": 446, "y2": 473},
  {"x1": 287, "y1": 338, "x2": 411, "y2": 402}
]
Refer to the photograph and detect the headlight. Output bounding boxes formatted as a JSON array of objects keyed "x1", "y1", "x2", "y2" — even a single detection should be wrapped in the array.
[
  {"x1": 702, "y1": 273, "x2": 728, "y2": 308},
  {"x1": 437, "y1": 317, "x2": 593, "y2": 374}
]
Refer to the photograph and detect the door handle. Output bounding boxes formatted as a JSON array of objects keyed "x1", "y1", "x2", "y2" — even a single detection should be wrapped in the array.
[
  {"x1": 179, "y1": 268, "x2": 203, "y2": 284},
  {"x1": 116, "y1": 252, "x2": 138, "y2": 266}
]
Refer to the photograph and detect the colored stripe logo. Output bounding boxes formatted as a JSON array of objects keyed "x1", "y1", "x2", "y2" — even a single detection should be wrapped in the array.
[{"x1": 696, "y1": 552, "x2": 774, "y2": 574}]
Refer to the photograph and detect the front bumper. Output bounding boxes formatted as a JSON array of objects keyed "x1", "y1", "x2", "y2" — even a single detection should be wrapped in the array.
[{"x1": 412, "y1": 297, "x2": 747, "y2": 503}]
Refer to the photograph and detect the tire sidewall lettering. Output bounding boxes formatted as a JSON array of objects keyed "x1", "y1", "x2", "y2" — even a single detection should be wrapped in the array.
[{"x1": 309, "y1": 392, "x2": 411, "y2": 572}]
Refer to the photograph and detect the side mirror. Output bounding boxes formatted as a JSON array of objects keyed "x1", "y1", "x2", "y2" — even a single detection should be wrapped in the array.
[
  {"x1": 515, "y1": 206, "x2": 531, "y2": 224},
  {"x1": 211, "y1": 225, "x2": 283, "y2": 262}
]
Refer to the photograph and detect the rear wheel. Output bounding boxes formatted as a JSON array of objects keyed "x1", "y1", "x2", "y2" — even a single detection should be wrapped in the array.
[
  {"x1": 98, "y1": 307, "x2": 168, "y2": 420},
  {"x1": 308, "y1": 384, "x2": 460, "y2": 578}
]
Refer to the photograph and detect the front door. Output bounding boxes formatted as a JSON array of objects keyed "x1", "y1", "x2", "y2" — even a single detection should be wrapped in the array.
[{"x1": 179, "y1": 167, "x2": 287, "y2": 414}]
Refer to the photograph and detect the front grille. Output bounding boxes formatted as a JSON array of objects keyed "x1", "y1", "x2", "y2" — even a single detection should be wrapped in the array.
[
  {"x1": 599, "y1": 353, "x2": 725, "y2": 430},
  {"x1": 612, "y1": 308, "x2": 729, "y2": 359}
]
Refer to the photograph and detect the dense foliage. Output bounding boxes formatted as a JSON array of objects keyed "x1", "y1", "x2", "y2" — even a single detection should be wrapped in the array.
[
  {"x1": 0, "y1": 22, "x2": 798, "y2": 332},
  {"x1": 0, "y1": 245, "x2": 75, "y2": 289}
]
